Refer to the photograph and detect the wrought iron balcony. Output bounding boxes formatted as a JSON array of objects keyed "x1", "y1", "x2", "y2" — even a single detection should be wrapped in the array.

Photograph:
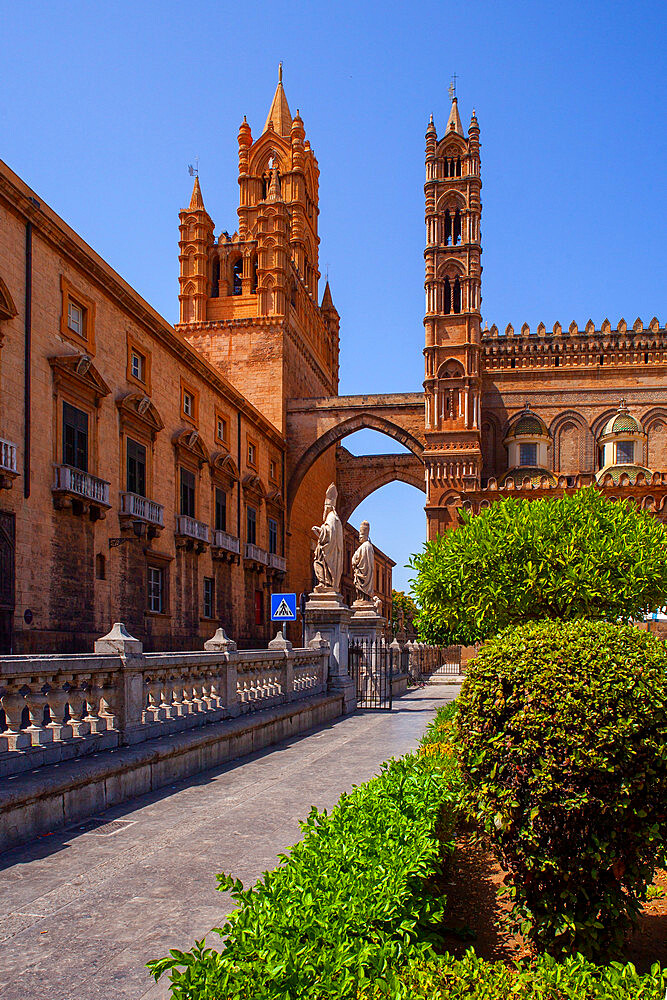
[
  {"x1": 52, "y1": 465, "x2": 110, "y2": 509},
  {"x1": 212, "y1": 529, "x2": 241, "y2": 556},
  {"x1": 175, "y1": 514, "x2": 210, "y2": 545},
  {"x1": 268, "y1": 552, "x2": 287, "y2": 572},
  {"x1": 244, "y1": 542, "x2": 268, "y2": 565},
  {"x1": 119, "y1": 492, "x2": 164, "y2": 527},
  {"x1": 0, "y1": 438, "x2": 18, "y2": 488}
]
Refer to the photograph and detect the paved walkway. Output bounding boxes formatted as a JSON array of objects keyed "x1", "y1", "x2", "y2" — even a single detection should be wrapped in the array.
[{"x1": 0, "y1": 683, "x2": 457, "y2": 1000}]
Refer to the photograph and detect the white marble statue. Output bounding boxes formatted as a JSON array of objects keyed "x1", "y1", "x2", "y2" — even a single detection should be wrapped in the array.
[
  {"x1": 312, "y1": 483, "x2": 343, "y2": 593},
  {"x1": 352, "y1": 520, "x2": 375, "y2": 604}
]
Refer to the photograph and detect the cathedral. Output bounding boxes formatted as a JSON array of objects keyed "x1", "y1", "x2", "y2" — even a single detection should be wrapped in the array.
[{"x1": 0, "y1": 70, "x2": 665, "y2": 653}]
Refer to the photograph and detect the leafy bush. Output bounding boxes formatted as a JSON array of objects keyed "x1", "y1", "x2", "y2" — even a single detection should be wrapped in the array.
[
  {"x1": 366, "y1": 950, "x2": 667, "y2": 998},
  {"x1": 148, "y1": 752, "x2": 458, "y2": 999},
  {"x1": 409, "y1": 488, "x2": 667, "y2": 644},
  {"x1": 455, "y1": 619, "x2": 667, "y2": 958},
  {"x1": 420, "y1": 702, "x2": 458, "y2": 746}
]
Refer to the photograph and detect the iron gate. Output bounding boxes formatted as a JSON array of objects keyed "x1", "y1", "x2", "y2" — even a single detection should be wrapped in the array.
[{"x1": 348, "y1": 637, "x2": 392, "y2": 710}]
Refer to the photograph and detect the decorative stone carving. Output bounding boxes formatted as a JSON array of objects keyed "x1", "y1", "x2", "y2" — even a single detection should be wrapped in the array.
[
  {"x1": 352, "y1": 520, "x2": 375, "y2": 605},
  {"x1": 312, "y1": 483, "x2": 343, "y2": 594}
]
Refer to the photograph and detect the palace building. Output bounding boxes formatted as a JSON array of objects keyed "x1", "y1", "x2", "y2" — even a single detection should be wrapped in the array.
[{"x1": 0, "y1": 72, "x2": 665, "y2": 653}]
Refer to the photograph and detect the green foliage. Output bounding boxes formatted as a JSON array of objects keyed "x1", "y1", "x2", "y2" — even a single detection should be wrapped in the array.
[
  {"x1": 148, "y1": 752, "x2": 458, "y2": 999},
  {"x1": 390, "y1": 589, "x2": 419, "y2": 635},
  {"x1": 420, "y1": 701, "x2": 458, "y2": 746},
  {"x1": 455, "y1": 619, "x2": 667, "y2": 958},
  {"x1": 408, "y1": 488, "x2": 667, "y2": 644},
  {"x1": 366, "y1": 950, "x2": 667, "y2": 998}
]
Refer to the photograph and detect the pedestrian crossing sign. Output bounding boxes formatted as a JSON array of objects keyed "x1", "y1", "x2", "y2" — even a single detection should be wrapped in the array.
[{"x1": 271, "y1": 592, "x2": 297, "y2": 621}]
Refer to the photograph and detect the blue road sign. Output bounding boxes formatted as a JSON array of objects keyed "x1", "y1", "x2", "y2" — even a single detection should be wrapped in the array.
[{"x1": 271, "y1": 592, "x2": 297, "y2": 621}]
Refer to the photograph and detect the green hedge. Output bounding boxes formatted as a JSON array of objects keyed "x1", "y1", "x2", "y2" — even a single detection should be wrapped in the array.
[
  {"x1": 367, "y1": 950, "x2": 667, "y2": 998},
  {"x1": 148, "y1": 752, "x2": 458, "y2": 999},
  {"x1": 455, "y1": 620, "x2": 667, "y2": 958}
]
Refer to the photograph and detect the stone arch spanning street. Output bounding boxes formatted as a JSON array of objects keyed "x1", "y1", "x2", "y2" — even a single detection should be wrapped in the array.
[
  {"x1": 335, "y1": 447, "x2": 426, "y2": 523},
  {"x1": 286, "y1": 392, "x2": 426, "y2": 525}
]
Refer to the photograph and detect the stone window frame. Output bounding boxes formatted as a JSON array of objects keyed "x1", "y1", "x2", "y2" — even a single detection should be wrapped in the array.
[
  {"x1": 126, "y1": 333, "x2": 152, "y2": 394},
  {"x1": 246, "y1": 435, "x2": 258, "y2": 469},
  {"x1": 180, "y1": 378, "x2": 199, "y2": 427},
  {"x1": 210, "y1": 452, "x2": 239, "y2": 537},
  {"x1": 49, "y1": 354, "x2": 110, "y2": 477},
  {"x1": 172, "y1": 429, "x2": 210, "y2": 522},
  {"x1": 60, "y1": 275, "x2": 96, "y2": 354},
  {"x1": 116, "y1": 392, "x2": 164, "y2": 500},
  {"x1": 146, "y1": 552, "x2": 172, "y2": 617},
  {"x1": 202, "y1": 575, "x2": 216, "y2": 621},
  {"x1": 268, "y1": 454, "x2": 279, "y2": 484},
  {"x1": 214, "y1": 409, "x2": 230, "y2": 449}
]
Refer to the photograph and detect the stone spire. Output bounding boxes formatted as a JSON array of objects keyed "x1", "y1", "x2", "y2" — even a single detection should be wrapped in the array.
[
  {"x1": 263, "y1": 62, "x2": 292, "y2": 137},
  {"x1": 321, "y1": 280, "x2": 336, "y2": 313},
  {"x1": 189, "y1": 175, "x2": 205, "y2": 210},
  {"x1": 445, "y1": 96, "x2": 463, "y2": 135}
]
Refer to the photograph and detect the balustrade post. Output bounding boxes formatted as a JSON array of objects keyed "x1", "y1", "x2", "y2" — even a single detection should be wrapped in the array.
[
  {"x1": 308, "y1": 633, "x2": 330, "y2": 694},
  {"x1": 45, "y1": 684, "x2": 71, "y2": 741},
  {"x1": 25, "y1": 689, "x2": 53, "y2": 746},
  {"x1": 269, "y1": 631, "x2": 293, "y2": 702},
  {"x1": 389, "y1": 638, "x2": 402, "y2": 676},
  {"x1": 204, "y1": 627, "x2": 240, "y2": 717},
  {"x1": 1, "y1": 690, "x2": 31, "y2": 750},
  {"x1": 94, "y1": 623, "x2": 144, "y2": 744}
]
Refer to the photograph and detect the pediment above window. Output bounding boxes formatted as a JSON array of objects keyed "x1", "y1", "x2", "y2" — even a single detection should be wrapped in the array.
[
  {"x1": 265, "y1": 487, "x2": 284, "y2": 510},
  {"x1": 242, "y1": 472, "x2": 266, "y2": 501},
  {"x1": 49, "y1": 353, "x2": 111, "y2": 405},
  {"x1": 211, "y1": 452, "x2": 239, "y2": 483},
  {"x1": 172, "y1": 428, "x2": 209, "y2": 467},
  {"x1": 0, "y1": 276, "x2": 17, "y2": 322},
  {"x1": 116, "y1": 392, "x2": 165, "y2": 440}
]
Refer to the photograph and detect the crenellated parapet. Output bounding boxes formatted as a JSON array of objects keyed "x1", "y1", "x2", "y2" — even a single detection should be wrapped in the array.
[
  {"x1": 482, "y1": 317, "x2": 666, "y2": 370},
  {"x1": 455, "y1": 471, "x2": 667, "y2": 519}
]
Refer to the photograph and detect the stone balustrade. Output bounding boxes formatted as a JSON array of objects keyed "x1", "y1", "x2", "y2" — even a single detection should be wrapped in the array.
[
  {"x1": 0, "y1": 623, "x2": 329, "y2": 778},
  {"x1": 52, "y1": 464, "x2": 111, "y2": 506},
  {"x1": 0, "y1": 437, "x2": 18, "y2": 474}
]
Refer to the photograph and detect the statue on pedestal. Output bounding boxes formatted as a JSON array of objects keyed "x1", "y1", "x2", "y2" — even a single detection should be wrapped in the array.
[
  {"x1": 312, "y1": 483, "x2": 343, "y2": 593},
  {"x1": 352, "y1": 520, "x2": 375, "y2": 605}
]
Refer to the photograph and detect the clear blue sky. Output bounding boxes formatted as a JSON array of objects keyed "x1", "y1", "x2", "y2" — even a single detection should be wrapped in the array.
[{"x1": 2, "y1": 1, "x2": 665, "y2": 591}]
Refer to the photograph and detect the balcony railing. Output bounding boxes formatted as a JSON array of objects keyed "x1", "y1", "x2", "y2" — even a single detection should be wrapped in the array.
[
  {"x1": 0, "y1": 438, "x2": 18, "y2": 474},
  {"x1": 212, "y1": 529, "x2": 241, "y2": 555},
  {"x1": 53, "y1": 465, "x2": 110, "y2": 506},
  {"x1": 119, "y1": 492, "x2": 164, "y2": 526},
  {"x1": 175, "y1": 514, "x2": 210, "y2": 543},
  {"x1": 244, "y1": 542, "x2": 269, "y2": 565},
  {"x1": 268, "y1": 552, "x2": 287, "y2": 572}
]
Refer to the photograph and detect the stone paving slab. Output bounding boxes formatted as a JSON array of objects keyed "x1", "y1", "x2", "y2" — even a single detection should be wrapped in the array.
[{"x1": 0, "y1": 684, "x2": 457, "y2": 1000}]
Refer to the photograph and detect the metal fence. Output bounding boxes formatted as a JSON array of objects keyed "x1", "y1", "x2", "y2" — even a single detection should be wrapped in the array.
[{"x1": 348, "y1": 637, "x2": 393, "y2": 710}]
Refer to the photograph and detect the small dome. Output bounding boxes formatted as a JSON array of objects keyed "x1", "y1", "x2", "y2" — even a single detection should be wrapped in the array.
[
  {"x1": 514, "y1": 415, "x2": 546, "y2": 436},
  {"x1": 602, "y1": 401, "x2": 642, "y2": 437},
  {"x1": 612, "y1": 412, "x2": 641, "y2": 433},
  {"x1": 501, "y1": 467, "x2": 556, "y2": 488},
  {"x1": 506, "y1": 407, "x2": 548, "y2": 438}
]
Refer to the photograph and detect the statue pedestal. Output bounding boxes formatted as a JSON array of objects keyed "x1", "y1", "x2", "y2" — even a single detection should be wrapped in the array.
[
  {"x1": 349, "y1": 603, "x2": 385, "y2": 645},
  {"x1": 304, "y1": 589, "x2": 356, "y2": 714}
]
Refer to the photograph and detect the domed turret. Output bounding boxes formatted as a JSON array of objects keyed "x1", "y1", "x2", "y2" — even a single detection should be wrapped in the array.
[
  {"x1": 596, "y1": 401, "x2": 650, "y2": 484},
  {"x1": 502, "y1": 405, "x2": 554, "y2": 486}
]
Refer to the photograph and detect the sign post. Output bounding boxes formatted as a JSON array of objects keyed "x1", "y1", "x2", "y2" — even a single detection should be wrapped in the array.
[{"x1": 271, "y1": 593, "x2": 297, "y2": 641}]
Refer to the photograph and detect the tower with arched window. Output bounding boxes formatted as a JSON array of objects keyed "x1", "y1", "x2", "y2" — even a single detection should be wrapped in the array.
[
  {"x1": 177, "y1": 67, "x2": 339, "y2": 433},
  {"x1": 423, "y1": 95, "x2": 483, "y2": 537}
]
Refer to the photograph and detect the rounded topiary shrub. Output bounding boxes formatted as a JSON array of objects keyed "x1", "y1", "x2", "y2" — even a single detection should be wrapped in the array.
[{"x1": 455, "y1": 620, "x2": 667, "y2": 959}]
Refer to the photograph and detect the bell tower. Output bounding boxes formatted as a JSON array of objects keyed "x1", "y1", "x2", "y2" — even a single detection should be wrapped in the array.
[
  {"x1": 177, "y1": 66, "x2": 339, "y2": 432},
  {"x1": 423, "y1": 93, "x2": 483, "y2": 537}
]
